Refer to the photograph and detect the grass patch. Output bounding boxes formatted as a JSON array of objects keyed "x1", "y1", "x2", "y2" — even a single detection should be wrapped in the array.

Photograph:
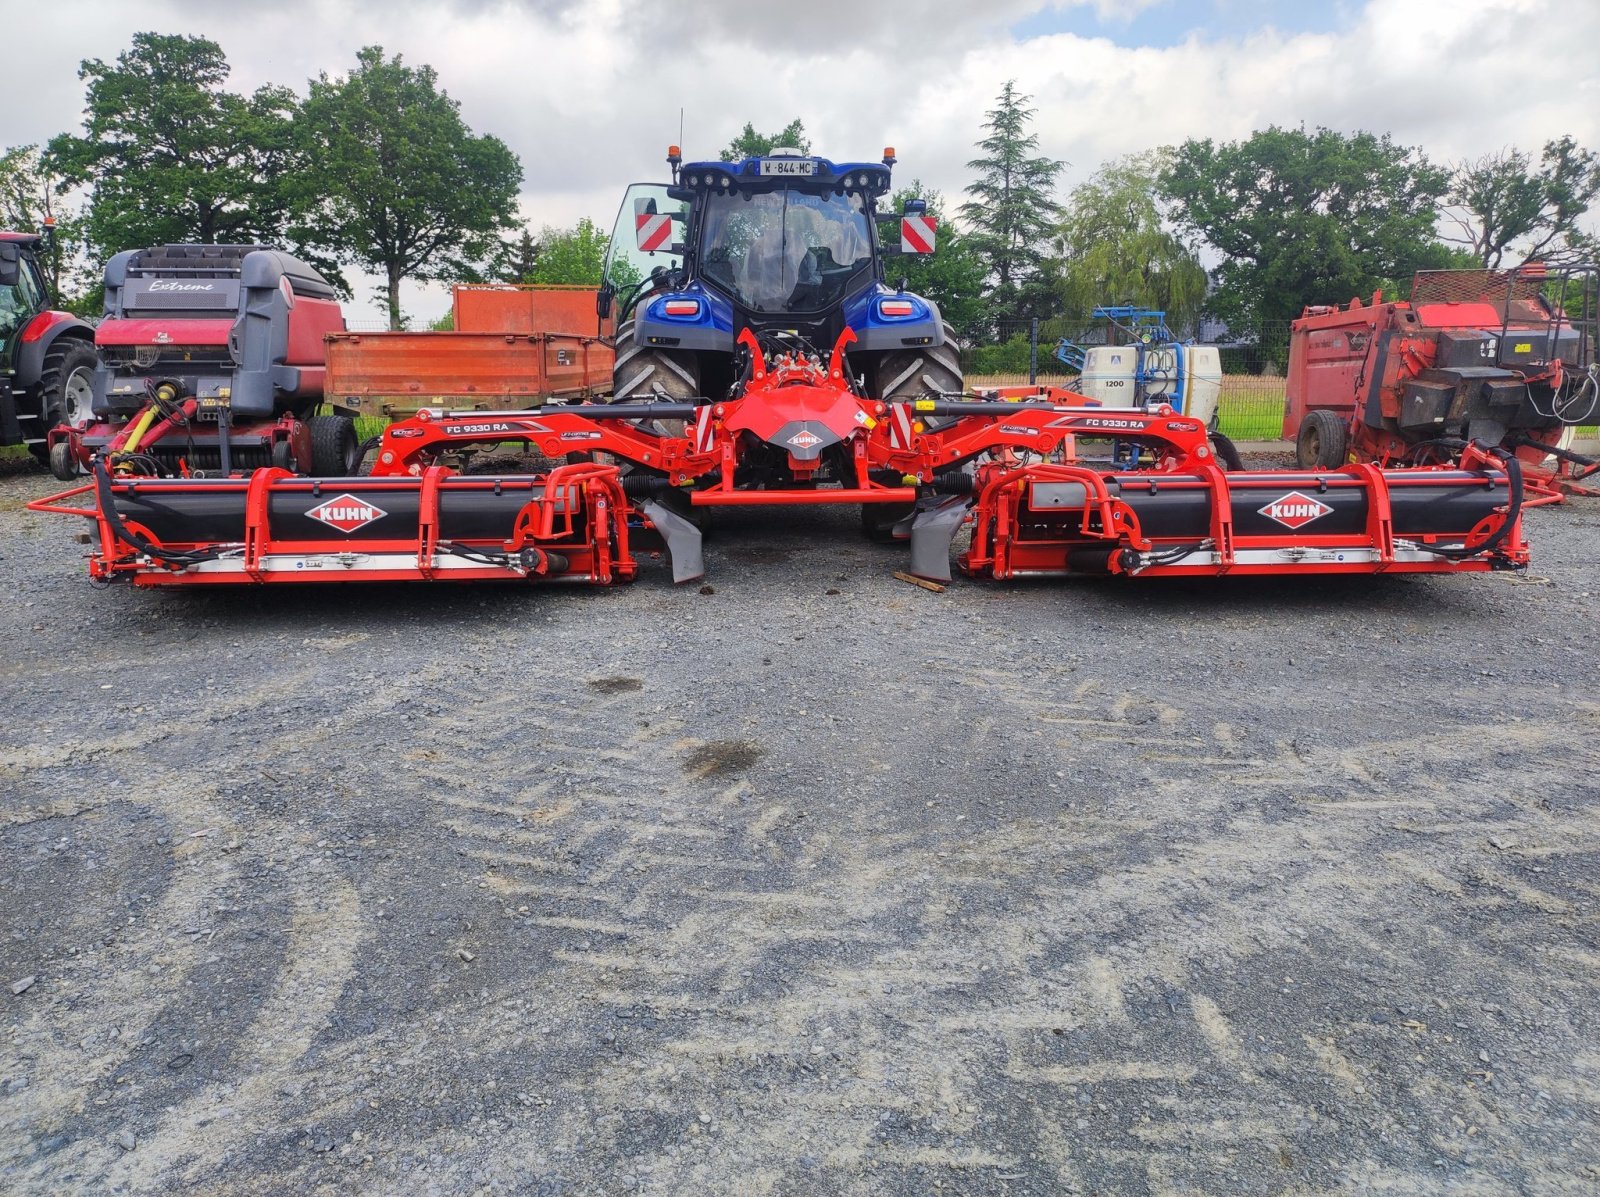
[{"x1": 354, "y1": 415, "x2": 390, "y2": 442}]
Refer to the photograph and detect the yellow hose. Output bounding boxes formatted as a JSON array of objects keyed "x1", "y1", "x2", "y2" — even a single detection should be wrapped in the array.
[{"x1": 122, "y1": 405, "x2": 159, "y2": 454}]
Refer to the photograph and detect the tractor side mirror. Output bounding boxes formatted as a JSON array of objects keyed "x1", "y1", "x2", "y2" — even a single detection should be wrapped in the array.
[
  {"x1": 596, "y1": 283, "x2": 613, "y2": 320},
  {"x1": 0, "y1": 243, "x2": 18, "y2": 288}
]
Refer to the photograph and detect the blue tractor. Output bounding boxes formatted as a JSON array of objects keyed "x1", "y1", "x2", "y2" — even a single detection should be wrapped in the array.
[{"x1": 599, "y1": 146, "x2": 961, "y2": 407}]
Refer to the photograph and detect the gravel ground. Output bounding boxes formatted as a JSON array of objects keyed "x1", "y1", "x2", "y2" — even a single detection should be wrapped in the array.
[{"x1": 1, "y1": 458, "x2": 1598, "y2": 1196}]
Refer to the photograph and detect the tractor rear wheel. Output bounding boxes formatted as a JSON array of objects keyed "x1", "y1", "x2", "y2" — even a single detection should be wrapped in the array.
[
  {"x1": 1296, "y1": 409, "x2": 1348, "y2": 470},
  {"x1": 30, "y1": 339, "x2": 99, "y2": 463},
  {"x1": 612, "y1": 317, "x2": 700, "y2": 401},
  {"x1": 308, "y1": 414, "x2": 360, "y2": 477},
  {"x1": 875, "y1": 321, "x2": 963, "y2": 403}
]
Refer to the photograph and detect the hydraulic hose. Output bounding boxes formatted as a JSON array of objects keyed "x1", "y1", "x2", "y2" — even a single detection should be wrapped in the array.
[
  {"x1": 1504, "y1": 432, "x2": 1600, "y2": 480},
  {"x1": 92, "y1": 457, "x2": 221, "y2": 567},
  {"x1": 354, "y1": 435, "x2": 383, "y2": 471},
  {"x1": 437, "y1": 542, "x2": 568, "y2": 574},
  {"x1": 1414, "y1": 440, "x2": 1524, "y2": 561}
]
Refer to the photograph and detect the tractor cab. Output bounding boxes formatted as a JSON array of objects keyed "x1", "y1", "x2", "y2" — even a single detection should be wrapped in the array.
[
  {"x1": 601, "y1": 148, "x2": 957, "y2": 404},
  {"x1": 0, "y1": 231, "x2": 97, "y2": 458},
  {"x1": 0, "y1": 235, "x2": 50, "y2": 351}
]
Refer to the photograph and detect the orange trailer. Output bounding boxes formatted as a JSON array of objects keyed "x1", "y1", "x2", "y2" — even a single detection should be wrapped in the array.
[
  {"x1": 324, "y1": 285, "x2": 614, "y2": 418},
  {"x1": 453, "y1": 284, "x2": 613, "y2": 339}
]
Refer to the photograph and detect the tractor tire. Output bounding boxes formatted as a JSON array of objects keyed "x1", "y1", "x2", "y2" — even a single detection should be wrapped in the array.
[
  {"x1": 308, "y1": 414, "x2": 360, "y2": 477},
  {"x1": 612, "y1": 317, "x2": 700, "y2": 401},
  {"x1": 875, "y1": 321, "x2": 964, "y2": 403},
  {"x1": 30, "y1": 338, "x2": 99, "y2": 463},
  {"x1": 1296, "y1": 409, "x2": 1348, "y2": 470}
]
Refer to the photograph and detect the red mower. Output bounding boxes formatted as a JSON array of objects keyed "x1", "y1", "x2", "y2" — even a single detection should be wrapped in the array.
[{"x1": 32, "y1": 327, "x2": 1528, "y2": 588}]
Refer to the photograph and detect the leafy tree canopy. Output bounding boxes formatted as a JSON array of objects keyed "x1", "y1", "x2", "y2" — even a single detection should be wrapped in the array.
[
  {"x1": 1162, "y1": 125, "x2": 1453, "y2": 330},
  {"x1": 1052, "y1": 149, "x2": 1207, "y2": 332},
  {"x1": 522, "y1": 217, "x2": 608, "y2": 286},
  {"x1": 1443, "y1": 136, "x2": 1600, "y2": 268},
  {"x1": 720, "y1": 119, "x2": 810, "y2": 162},
  {"x1": 0, "y1": 145, "x2": 94, "y2": 309},
  {"x1": 47, "y1": 33, "x2": 297, "y2": 259},
  {"x1": 292, "y1": 46, "x2": 522, "y2": 329},
  {"x1": 500, "y1": 228, "x2": 540, "y2": 284}
]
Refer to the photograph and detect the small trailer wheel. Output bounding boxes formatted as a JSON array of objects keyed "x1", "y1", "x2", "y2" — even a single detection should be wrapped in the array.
[
  {"x1": 308, "y1": 415, "x2": 360, "y2": 477},
  {"x1": 48, "y1": 440, "x2": 77, "y2": 481},
  {"x1": 1296, "y1": 409, "x2": 1348, "y2": 470}
]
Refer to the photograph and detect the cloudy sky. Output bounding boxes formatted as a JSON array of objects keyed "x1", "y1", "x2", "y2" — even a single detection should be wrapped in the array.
[{"x1": 5, "y1": 0, "x2": 1597, "y2": 324}]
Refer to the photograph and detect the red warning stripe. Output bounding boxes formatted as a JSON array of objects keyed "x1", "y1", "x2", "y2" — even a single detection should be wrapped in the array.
[
  {"x1": 891, "y1": 403, "x2": 914, "y2": 449},
  {"x1": 636, "y1": 213, "x2": 673, "y2": 253},
  {"x1": 900, "y1": 215, "x2": 937, "y2": 254}
]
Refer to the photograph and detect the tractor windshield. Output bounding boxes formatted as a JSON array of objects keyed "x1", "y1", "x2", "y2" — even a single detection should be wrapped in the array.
[
  {"x1": 700, "y1": 189, "x2": 873, "y2": 313},
  {"x1": 0, "y1": 282, "x2": 24, "y2": 341}
]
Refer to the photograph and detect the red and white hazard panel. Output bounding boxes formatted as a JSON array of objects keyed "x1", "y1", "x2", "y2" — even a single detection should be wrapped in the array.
[
  {"x1": 900, "y1": 215, "x2": 937, "y2": 254},
  {"x1": 636, "y1": 212, "x2": 673, "y2": 253}
]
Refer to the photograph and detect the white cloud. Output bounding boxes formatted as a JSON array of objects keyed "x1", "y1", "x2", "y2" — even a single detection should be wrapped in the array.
[{"x1": 3, "y1": 0, "x2": 1596, "y2": 323}]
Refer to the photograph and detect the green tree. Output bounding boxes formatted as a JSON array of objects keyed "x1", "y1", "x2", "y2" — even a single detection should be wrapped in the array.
[
  {"x1": 1443, "y1": 137, "x2": 1600, "y2": 267},
  {"x1": 885, "y1": 183, "x2": 988, "y2": 341},
  {"x1": 720, "y1": 119, "x2": 810, "y2": 162},
  {"x1": 0, "y1": 145, "x2": 93, "y2": 308},
  {"x1": 293, "y1": 46, "x2": 522, "y2": 329},
  {"x1": 1162, "y1": 125, "x2": 1452, "y2": 332},
  {"x1": 959, "y1": 81, "x2": 1064, "y2": 322},
  {"x1": 526, "y1": 218, "x2": 607, "y2": 285},
  {"x1": 1053, "y1": 150, "x2": 1207, "y2": 331},
  {"x1": 46, "y1": 33, "x2": 297, "y2": 259},
  {"x1": 500, "y1": 227, "x2": 541, "y2": 283}
]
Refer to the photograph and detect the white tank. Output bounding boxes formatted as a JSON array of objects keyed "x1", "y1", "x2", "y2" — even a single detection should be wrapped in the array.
[
  {"x1": 1072, "y1": 343, "x2": 1222, "y2": 428},
  {"x1": 1072, "y1": 345, "x2": 1140, "y2": 405},
  {"x1": 1183, "y1": 345, "x2": 1223, "y2": 429}
]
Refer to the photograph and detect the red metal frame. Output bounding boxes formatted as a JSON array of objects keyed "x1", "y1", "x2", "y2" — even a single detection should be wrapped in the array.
[
  {"x1": 29, "y1": 330, "x2": 1530, "y2": 588},
  {"x1": 29, "y1": 462, "x2": 637, "y2": 587},
  {"x1": 956, "y1": 436, "x2": 1525, "y2": 581}
]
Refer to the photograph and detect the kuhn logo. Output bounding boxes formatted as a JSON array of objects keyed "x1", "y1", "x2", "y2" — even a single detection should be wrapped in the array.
[
  {"x1": 787, "y1": 429, "x2": 823, "y2": 449},
  {"x1": 147, "y1": 282, "x2": 217, "y2": 292},
  {"x1": 1259, "y1": 491, "x2": 1333, "y2": 529},
  {"x1": 306, "y1": 494, "x2": 386, "y2": 533}
]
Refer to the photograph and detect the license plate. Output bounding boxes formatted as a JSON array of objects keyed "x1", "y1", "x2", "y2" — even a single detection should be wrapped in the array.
[{"x1": 759, "y1": 158, "x2": 816, "y2": 177}]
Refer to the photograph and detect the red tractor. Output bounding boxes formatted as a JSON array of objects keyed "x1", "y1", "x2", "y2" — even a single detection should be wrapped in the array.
[
  {"x1": 0, "y1": 228, "x2": 98, "y2": 462},
  {"x1": 1284, "y1": 266, "x2": 1598, "y2": 496}
]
